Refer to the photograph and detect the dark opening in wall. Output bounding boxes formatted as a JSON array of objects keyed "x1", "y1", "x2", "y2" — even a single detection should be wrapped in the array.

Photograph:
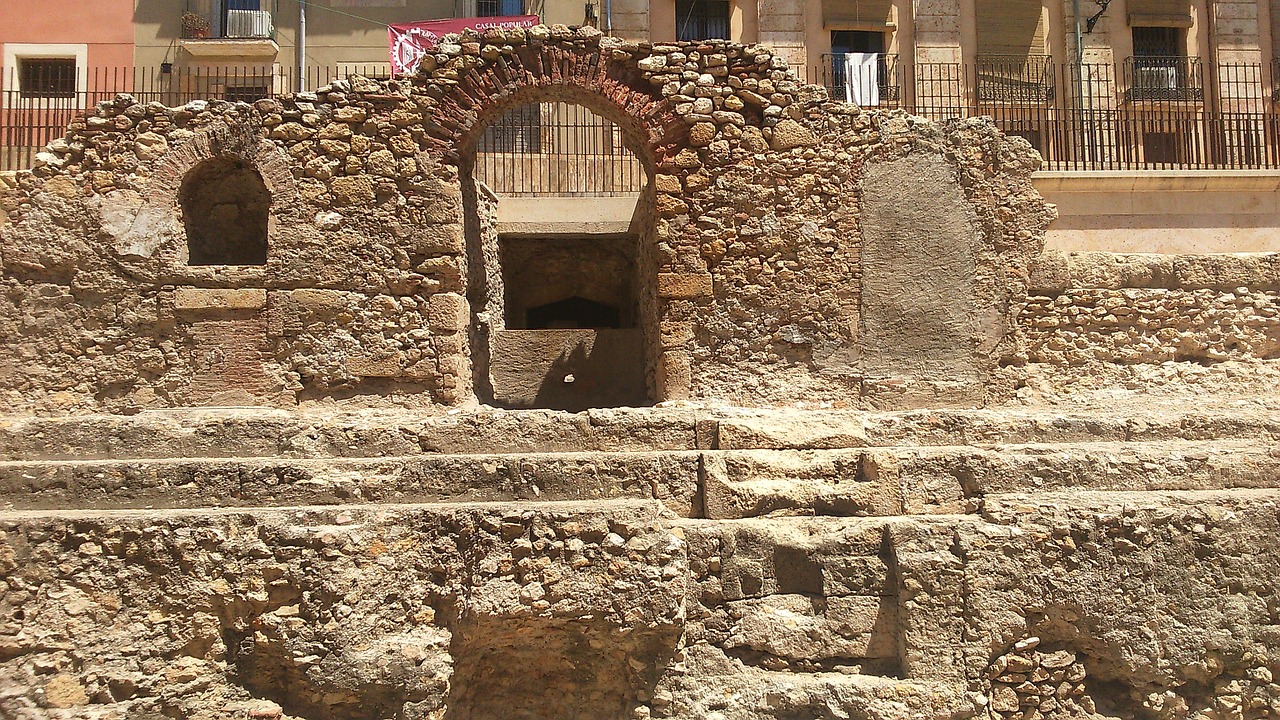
[
  {"x1": 527, "y1": 296, "x2": 621, "y2": 329},
  {"x1": 488, "y1": 235, "x2": 647, "y2": 411},
  {"x1": 180, "y1": 157, "x2": 270, "y2": 265},
  {"x1": 500, "y1": 236, "x2": 636, "y2": 330}
]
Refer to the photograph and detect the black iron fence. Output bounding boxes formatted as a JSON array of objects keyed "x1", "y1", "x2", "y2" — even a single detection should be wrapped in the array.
[
  {"x1": 0, "y1": 64, "x2": 646, "y2": 195},
  {"x1": 473, "y1": 101, "x2": 646, "y2": 196},
  {"x1": 0, "y1": 65, "x2": 390, "y2": 173},
  {"x1": 804, "y1": 55, "x2": 1280, "y2": 170},
  {"x1": 8, "y1": 60, "x2": 1280, "y2": 176}
]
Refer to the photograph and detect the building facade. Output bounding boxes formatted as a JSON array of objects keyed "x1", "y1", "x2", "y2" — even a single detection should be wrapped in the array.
[
  {"x1": 132, "y1": 0, "x2": 597, "y2": 90},
  {"x1": 3, "y1": 1, "x2": 1280, "y2": 249}
]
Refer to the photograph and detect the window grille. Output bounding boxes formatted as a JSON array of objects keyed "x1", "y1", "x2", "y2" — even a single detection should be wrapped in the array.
[
  {"x1": 224, "y1": 84, "x2": 271, "y2": 103},
  {"x1": 18, "y1": 59, "x2": 76, "y2": 99},
  {"x1": 676, "y1": 0, "x2": 730, "y2": 41},
  {"x1": 476, "y1": 0, "x2": 524, "y2": 15}
]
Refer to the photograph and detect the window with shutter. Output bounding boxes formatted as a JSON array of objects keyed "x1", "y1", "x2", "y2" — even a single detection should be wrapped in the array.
[
  {"x1": 1129, "y1": 27, "x2": 1198, "y2": 101},
  {"x1": 822, "y1": 0, "x2": 893, "y2": 28},
  {"x1": 1128, "y1": 0, "x2": 1193, "y2": 27},
  {"x1": 975, "y1": 0, "x2": 1045, "y2": 58},
  {"x1": 676, "y1": 0, "x2": 730, "y2": 40}
]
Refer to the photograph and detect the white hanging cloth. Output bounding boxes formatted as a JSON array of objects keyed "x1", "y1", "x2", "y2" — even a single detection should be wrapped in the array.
[{"x1": 843, "y1": 52, "x2": 881, "y2": 107}]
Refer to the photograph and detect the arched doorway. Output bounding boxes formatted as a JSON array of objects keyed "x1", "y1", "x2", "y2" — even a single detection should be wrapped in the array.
[{"x1": 461, "y1": 99, "x2": 656, "y2": 412}]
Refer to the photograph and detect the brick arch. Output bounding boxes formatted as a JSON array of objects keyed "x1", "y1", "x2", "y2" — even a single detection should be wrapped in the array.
[
  {"x1": 415, "y1": 37, "x2": 679, "y2": 166},
  {"x1": 404, "y1": 27, "x2": 813, "y2": 404},
  {"x1": 454, "y1": 83, "x2": 659, "y2": 171},
  {"x1": 103, "y1": 121, "x2": 299, "y2": 280},
  {"x1": 147, "y1": 122, "x2": 296, "y2": 209}
]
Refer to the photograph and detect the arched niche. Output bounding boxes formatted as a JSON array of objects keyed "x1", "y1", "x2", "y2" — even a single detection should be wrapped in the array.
[
  {"x1": 460, "y1": 97, "x2": 657, "y2": 412},
  {"x1": 179, "y1": 156, "x2": 271, "y2": 266}
]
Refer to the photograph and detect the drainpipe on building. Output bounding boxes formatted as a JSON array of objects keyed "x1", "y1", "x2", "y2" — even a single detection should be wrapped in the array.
[
  {"x1": 1072, "y1": 0, "x2": 1083, "y2": 63},
  {"x1": 1072, "y1": 0, "x2": 1087, "y2": 162},
  {"x1": 604, "y1": 0, "x2": 612, "y2": 35},
  {"x1": 1205, "y1": 0, "x2": 1219, "y2": 119},
  {"x1": 299, "y1": 0, "x2": 308, "y2": 92}
]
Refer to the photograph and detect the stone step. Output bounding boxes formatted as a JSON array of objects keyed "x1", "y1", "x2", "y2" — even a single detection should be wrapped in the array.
[
  {"x1": 1, "y1": 404, "x2": 1276, "y2": 461},
  {"x1": 0, "y1": 450, "x2": 702, "y2": 515},
  {"x1": 711, "y1": 405, "x2": 1280, "y2": 450},
  {"x1": 705, "y1": 440, "x2": 1279, "y2": 518},
  {"x1": 657, "y1": 670, "x2": 969, "y2": 719},
  {"x1": 0, "y1": 407, "x2": 703, "y2": 461},
  {"x1": 1, "y1": 440, "x2": 1275, "y2": 517}
]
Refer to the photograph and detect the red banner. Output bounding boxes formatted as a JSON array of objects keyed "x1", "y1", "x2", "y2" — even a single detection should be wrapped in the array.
[{"x1": 388, "y1": 16, "x2": 540, "y2": 76}]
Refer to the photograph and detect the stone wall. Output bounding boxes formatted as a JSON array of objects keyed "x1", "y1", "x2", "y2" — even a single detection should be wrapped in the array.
[
  {"x1": 0, "y1": 25, "x2": 1053, "y2": 414},
  {"x1": 3, "y1": 27, "x2": 1280, "y2": 720},
  {"x1": 4, "y1": 406, "x2": 1280, "y2": 719},
  {"x1": 1011, "y1": 250, "x2": 1280, "y2": 404}
]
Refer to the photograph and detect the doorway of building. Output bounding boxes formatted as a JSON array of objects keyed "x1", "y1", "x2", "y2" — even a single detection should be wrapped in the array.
[{"x1": 463, "y1": 99, "x2": 656, "y2": 411}]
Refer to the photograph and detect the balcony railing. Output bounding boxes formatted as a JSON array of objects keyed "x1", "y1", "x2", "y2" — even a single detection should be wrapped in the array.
[
  {"x1": 794, "y1": 58, "x2": 1280, "y2": 169},
  {"x1": 1124, "y1": 56, "x2": 1203, "y2": 103},
  {"x1": 182, "y1": 0, "x2": 275, "y2": 40},
  {"x1": 976, "y1": 55, "x2": 1054, "y2": 104},
  {"x1": 814, "y1": 54, "x2": 902, "y2": 108}
]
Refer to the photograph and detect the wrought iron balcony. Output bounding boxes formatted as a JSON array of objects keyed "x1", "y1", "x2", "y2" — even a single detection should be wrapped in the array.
[
  {"x1": 1124, "y1": 56, "x2": 1203, "y2": 102},
  {"x1": 976, "y1": 55, "x2": 1054, "y2": 104},
  {"x1": 182, "y1": 0, "x2": 275, "y2": 40},
  {"x1": 816, "y1": 53, "x2": 902, "y2": 107}
]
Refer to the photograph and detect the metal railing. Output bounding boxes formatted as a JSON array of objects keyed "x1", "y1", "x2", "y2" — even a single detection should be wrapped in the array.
[
  {"x1": 1123, "y1": 56, "x2": 1203, "y2": 103},
  {"x1": 976, "y1": 55, "x2": 1054, "y2": 104},
  {"x1": 0, "y1": 65, "x2": 388, "y2": 172},
  {"x1": 474, "y1": 101, "x2": 645, "y2": 196},
  {"x1": 813, "y1": 54, "x2": 902, "y2": 107},
  {"x1": 801, "y1": 57, "x2": 1280, "y2": 170},
  {"x1": 0, "y1": 65, "x2": 645, "y2": 195},
  {"x1": 7, "y1": 60, "x2": 1280, "y2": 175}
]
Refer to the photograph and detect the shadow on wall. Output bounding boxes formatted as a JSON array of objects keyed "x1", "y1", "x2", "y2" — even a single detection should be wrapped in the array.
[
  {"x1": 491, "y1": 329, "x2": 648, "y2": 412},
  {"x1": 445, "y1": 616, "x2": 679, "y2": 720}
]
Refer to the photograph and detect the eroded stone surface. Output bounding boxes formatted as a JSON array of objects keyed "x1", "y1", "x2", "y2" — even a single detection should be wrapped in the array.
[{"x1": 0, "y1": 25, "x2": 1279, "y2": 720}]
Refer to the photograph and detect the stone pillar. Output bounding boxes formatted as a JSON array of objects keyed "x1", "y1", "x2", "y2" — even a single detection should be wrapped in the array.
[
  {"x1": 731, "y1": 0, "x2": 760, "y2": 44},
  {"x1": 1059, "y1": 0, "x2": 1123, "y2": 165},
  {"x1": 913, "y1": 0, "x2": 967, "y2": 118},
  {"x1": 608, "y1": 0, "x2": 654, "y2": 40},
  {"x1": 894, "y1": 0, "x2": 918, "y2": 106},
  {"x1": 649, "y1": 0, "x2": 676, "y2": 42},
  {"x1": 1209, "y1": 0, "x2": 1267, "y2": 164},
  {"x1": 758, "y1": 0, "x2": 811, "y2": 70}
]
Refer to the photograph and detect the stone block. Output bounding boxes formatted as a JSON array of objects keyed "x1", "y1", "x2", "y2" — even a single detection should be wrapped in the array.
[
  {"x1": 490, "y1": 329, "x2": 647, "y2": 411},
  {"x1": 768, "y1": 119, "x2": 815, "y2": 151},
  {"x1": 658, "y1": 272, "x2": 714, "y2": 298},
  {"x1": 428, "y1": 293, "x2": 469, "y2": 331},
  {"x1": 653, "y1": 174, "x2": 683, "y2": 193},
  {"x1": 660, "y1": 321, "x2": 694, "y2": 349},
  {"x1": 1027, "y1": 249, "x2": 1071, "y2": 293},
  {"x1": 655, "y1": 193, "x2": 689, "y2": 216},
  {"x1": 173, "y1": 288, "x2": 267, "y2": 312},
  {"x1": 346, "y1": 354, "x2": 402, "y2": 377},
  {"x1": 286, "y1": 289, "x2": 350, "y2": 313},
  {"x1": 658, "y1": 350, "x2": 691, "y2": 400},
  {"x1": 411, "y1": 222, "x2": 466, "y2": 254},
  {"x1": 331, "y1": 176, "x2": 376, "y2": 206}
]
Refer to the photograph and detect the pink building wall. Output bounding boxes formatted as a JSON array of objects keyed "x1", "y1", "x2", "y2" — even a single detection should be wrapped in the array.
[{"x1": 0, "y1": 0, "x2": 135, "y2": 68}]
